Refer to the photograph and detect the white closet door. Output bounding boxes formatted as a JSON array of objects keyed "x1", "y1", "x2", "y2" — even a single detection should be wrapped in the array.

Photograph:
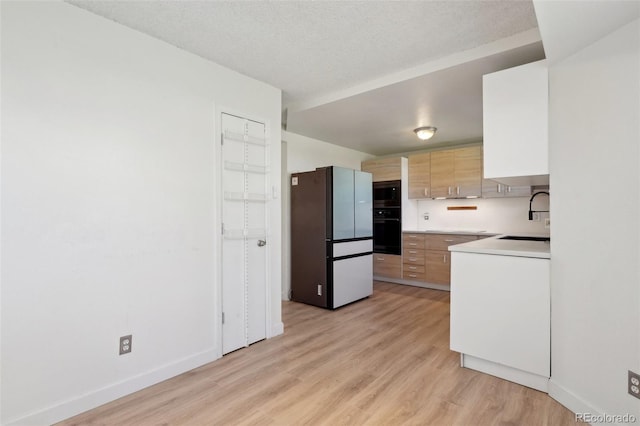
[{"x1": 221, "y1": 113, "x2": 268, "y2": 354}]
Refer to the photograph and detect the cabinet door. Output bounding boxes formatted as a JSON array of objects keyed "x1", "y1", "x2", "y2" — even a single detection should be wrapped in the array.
[
  {"x1": 483, "y1": 60, "x2": 548, "y2": 179},
  {"x1": 332, "y1": 167, "x2": 355, "y2": 240},
  {"x1": 408, "y1": 152, "x2": 431, "y2": 199},
  {"x1": 425, "y1": 250, "x2": 450, "y2": 285},
  {"x1": 361, "y1": 157, "x2": 402, "y2": 182},
  {"x1": 454, "y1": 146, "x2": 482, "y2": 197},
  {"x1": 430, "y1": 150, "x2": 455, "y2": 198},
  {"x1": 354, "y1": 170, "x2": 373, "y2": 238},
  {"x1": 373, "y1": 253, "x2": 402, "y2": 278},
  {"x1": 482, "y1": 178, "x2": 504, "y2": 198},
  {"x1": 503, "y1": 184, "x2": 532, "y2": 198}
]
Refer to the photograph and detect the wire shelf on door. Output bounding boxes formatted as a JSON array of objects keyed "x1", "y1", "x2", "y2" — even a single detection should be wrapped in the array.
[
  {"x1": 224, "y1": 191, "x2": 269, "y2": 202},
  {"x1": 224, "y1": 161, "x2": 269, "y2": 174},
  {"x1": 224, "y1": 130, "x2": 268, "y2": 147},
  {"x1": 223, "y1": 228, "x2": 267, "y2": 240}
]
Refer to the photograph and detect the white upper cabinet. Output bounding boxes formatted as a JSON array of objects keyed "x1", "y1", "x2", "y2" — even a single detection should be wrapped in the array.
[{"x1": 483, "y1": 60, "x2": 549, "y2": 185}]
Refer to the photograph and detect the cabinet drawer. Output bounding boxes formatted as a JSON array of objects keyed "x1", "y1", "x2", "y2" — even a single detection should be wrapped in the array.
[
  {"x1": 403, "y1": 248, "x2": 425, "y2": 258},
  {"x1": 373, "y1": 253, "x2": 402, "y2": 279},
  {"x1": 403, "y1": 253, "x2": 425, "y2": 265},
  {"x1": 403, "y1": 271, "x2": 427, "y2": 282},
  {"x1": 403, "y1": 264, "x2": 425, "y2": 274},
  {"x1": 425, "y1": 234, "x2": 477, "y2": 251},
  {"x1": 403, "y1": 233, "x2": 426, "y2": 249}
]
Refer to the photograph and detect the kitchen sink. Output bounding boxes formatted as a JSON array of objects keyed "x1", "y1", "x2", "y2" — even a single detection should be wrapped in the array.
[{"x1": 499, "y1": 235, "x2": 550, "y2": 242}]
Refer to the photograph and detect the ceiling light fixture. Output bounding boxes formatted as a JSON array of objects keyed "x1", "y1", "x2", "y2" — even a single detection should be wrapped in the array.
[{"x1": 414, "y1": 126, "x2": 437, "y2": 140}]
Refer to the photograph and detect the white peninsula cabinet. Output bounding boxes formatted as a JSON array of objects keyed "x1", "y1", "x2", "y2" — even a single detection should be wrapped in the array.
[
  {"x1": 449, "y1": 237, "x2": 550, "y2": 392},
  {"x1": 483, "y1": 60, "x2": 549, "y2": 186}
]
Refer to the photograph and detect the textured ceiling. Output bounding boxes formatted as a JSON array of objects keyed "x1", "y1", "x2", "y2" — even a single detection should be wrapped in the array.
[
  {"x1": 66, "y1": 1, "x2": 543, "y2": 154},
  {"x1": 67, "y1": 0, "x2": 539, "y2": 107}
]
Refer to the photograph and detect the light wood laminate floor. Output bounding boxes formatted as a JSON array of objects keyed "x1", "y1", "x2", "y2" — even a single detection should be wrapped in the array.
[{"x1": 59, "y1": 282, "x2": 577, "y2": 425}]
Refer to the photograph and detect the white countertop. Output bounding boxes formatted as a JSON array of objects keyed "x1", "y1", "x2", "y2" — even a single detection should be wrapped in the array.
[{"x1": 448, "y1": 234, "x2": 551, "y2": 259}]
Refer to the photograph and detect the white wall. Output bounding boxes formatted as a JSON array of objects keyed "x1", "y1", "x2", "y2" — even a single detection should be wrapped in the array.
[
  {"x1": 548, "y1": 19, "x2": 640, "y2": 419},
  {"x1": 1, "y1": 2, "x2": 281, "y2": 425},
  {"x1": 281, "y1": 131, "x2": 373, "y2": 299},
  {"x1": 408, "y1": 196, "x2": 549, "y2": 234}
]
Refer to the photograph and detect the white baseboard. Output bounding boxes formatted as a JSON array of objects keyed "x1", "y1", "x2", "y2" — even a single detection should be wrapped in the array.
[
  {"x1": 548, "y1": 380, "x2": 603, "y2": 420},
  {"x1": 270, "y1": 321, "x2": 284, "y2": 337},
  {"x1": 373, "y1": 276, "x2": 450, "y2": 292},
  {"x1": 461, "y1": 354, "x2": 549, "y2": 392},
  {"x1": 6, "y1": 349, "x2": 219, "y2": 426}
]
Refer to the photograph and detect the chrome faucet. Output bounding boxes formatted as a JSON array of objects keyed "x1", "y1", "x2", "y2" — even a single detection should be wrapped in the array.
[{"x1": 528, "y1": 191, "x2": 550, "y2": 220}]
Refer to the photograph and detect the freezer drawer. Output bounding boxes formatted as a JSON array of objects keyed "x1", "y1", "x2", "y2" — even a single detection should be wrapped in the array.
[{"x1": 332, "y1": 254, "x2": 373, "y2": 308}]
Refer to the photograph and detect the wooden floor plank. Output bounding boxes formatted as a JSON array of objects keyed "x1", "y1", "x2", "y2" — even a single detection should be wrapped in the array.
[{"x1": 58, "y1": 282, "x2": 577, "y2": 425}]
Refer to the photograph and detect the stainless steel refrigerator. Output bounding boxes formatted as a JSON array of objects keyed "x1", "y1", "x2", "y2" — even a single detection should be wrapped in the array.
[{"x1": 290, "y1": 166, "x2": 373, "y2": 309}]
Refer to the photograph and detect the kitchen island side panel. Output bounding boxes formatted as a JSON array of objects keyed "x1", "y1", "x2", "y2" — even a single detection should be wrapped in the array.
[{"x1": 450, "y1": 251, "x2": 550, "y2": 378}]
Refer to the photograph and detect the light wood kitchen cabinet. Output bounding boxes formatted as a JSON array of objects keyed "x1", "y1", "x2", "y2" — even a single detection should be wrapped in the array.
[
  {"x1": 425, "y1": 234, "x2": 477, "y2": 287},
  {"x1": 402, "y1": 232, "x2": 478, "y2": 287},
  {"x1": 429, "y1": 150, "x2": 455, "y2": 198},
  {"x1": 361, "y1": 157, "x2": 402, "y2": 182},
  {"x1": 425, "y1": 251, "x2": 451, "y2": 285},
  {"x1": 454, "y1": 146, "x2": 482, "y2": 197},
  {"x1": 402, "y1": 233, "x2": 426, "y2": 282},
  {"x1": 373, "y1": 253, "x2": 402, "y2": 279},
  {"x1": 408, "y1": 152, "x2": 431, "y2": 199},
  {"x1": 482, "y1": 179, "x2": 532, "y2": 198},
  {"x1": 430, "y1": 147, "x2": 482, "y2": 198}
]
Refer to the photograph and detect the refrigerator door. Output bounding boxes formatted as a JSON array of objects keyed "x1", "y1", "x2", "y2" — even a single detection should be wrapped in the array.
[
  {"x1": 354, "y1": 170, "x2": 373, "y2": 238},
  {"x1": 332, "y1": 167, "x2": 355, "y2": 240}
]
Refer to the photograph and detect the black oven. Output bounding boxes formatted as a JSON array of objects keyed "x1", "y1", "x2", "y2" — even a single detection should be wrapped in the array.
[
  {"x1": 373, "y1": 180, "x2": 401, "y2": 208},
  {"x1": 373, "y1": 207, "x2": 401, "y2": 255}
]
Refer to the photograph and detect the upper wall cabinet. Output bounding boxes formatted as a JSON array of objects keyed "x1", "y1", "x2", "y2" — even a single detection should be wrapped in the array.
[
  {"x1": 361, "y1": 157, "x2": 402, "y2": 182},
  {"x1": 408, "y1": 152, "x2": 431, "y2": 199},
  {"x1": 482, "y1": 179, "x2": 531, "y2": 198},
  {"x1": 431, "y1": 146, "x2": 482, "y2": 199},
  {"x1": 483, "y1": 60, "x2": 549, "y2": 186}
]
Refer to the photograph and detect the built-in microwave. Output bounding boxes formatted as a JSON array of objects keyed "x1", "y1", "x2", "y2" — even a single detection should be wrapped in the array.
[{"x1": 373, "y1": 180, "x2": 401, "y2": 208}]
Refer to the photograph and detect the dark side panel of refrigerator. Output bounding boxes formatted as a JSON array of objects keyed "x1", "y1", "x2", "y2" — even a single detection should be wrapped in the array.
[{"x1": 290, "y1": 168, "x2": 329, "y2": 308}]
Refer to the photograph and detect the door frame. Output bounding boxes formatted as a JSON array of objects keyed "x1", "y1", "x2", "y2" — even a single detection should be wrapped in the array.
[{"x1": 216, "y1": 106, "x2": 272, "y2": 358}]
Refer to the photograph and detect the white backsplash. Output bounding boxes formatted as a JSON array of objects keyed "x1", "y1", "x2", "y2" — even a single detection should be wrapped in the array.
[{"x1": 405, "y1": 196, "x2": 550, "y2": 235}]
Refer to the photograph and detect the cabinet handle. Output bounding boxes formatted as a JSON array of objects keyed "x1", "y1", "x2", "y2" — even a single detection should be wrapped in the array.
[
  {"x1": 443, "y1": 255, "x2": 446, "y2": 263},
  {"x1": 409, "y1": 266, "x2": 417, "y2": 270},
  {"x1": 448, "y1": 187, "x2": 452, "y2": 195},
  {"x1": 408, "y1": 274, "x2": 417, "y2": 278},
  {"x1": 456, "y1": 186, "x2": 460, "y2": 195},
  {"x1": 497, "y1": 184, "x2": 502, "y2": 193},
  {"x1": 444, "y1": 239, "x2": 454, "y2": 242},
  {"x1": 409, "y1": 243, "x2": 417, "y2": 246},
  {"x1": 409, "y1": 257, "x2": 417, "y2": 261},
  {"x1": 424, "y1": 188, "x2": 428, "y2": 196},
  {"x1": 507, "y1": 186, "x2": 512, "y2": 193},
  {"x1": 377, "y1": 257, "x2": 384, "y2": 261},
  {"x1": 409, "y1": 235, "x2": 417, "y2": 239}
]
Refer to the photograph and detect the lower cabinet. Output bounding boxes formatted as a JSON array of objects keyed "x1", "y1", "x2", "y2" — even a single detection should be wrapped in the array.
[
  {"x1": 402, "y1": 232, "x2": 478, "y2": 288},
  {"x1": 373, "y1": 253, "x2": 402, "y2": 279},
  {"x1": 425, "y1": 251, "x2": 450, "y2": 285}
]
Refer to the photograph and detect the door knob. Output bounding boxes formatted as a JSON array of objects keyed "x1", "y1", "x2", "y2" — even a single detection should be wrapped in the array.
[{"x1": 257, "y1": 239, "x2": 267, "y2": 247}]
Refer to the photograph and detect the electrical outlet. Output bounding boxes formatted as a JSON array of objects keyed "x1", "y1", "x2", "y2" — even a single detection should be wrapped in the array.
[
  {"x1": 544, "y1": 218, "x2": 550, "y2": 229},
  {"x1": 532, "y1": 212, "x2": 541, "y2": 222},
  {"x1": 629, "y1": 370, "x2": 640, "y2": 399},
  {"x1": 119, "y1": 335, "x2": 132, "y2": 355},
  {"x1": 423, "y1": 212, "x2": 430, "y2": 221}
]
